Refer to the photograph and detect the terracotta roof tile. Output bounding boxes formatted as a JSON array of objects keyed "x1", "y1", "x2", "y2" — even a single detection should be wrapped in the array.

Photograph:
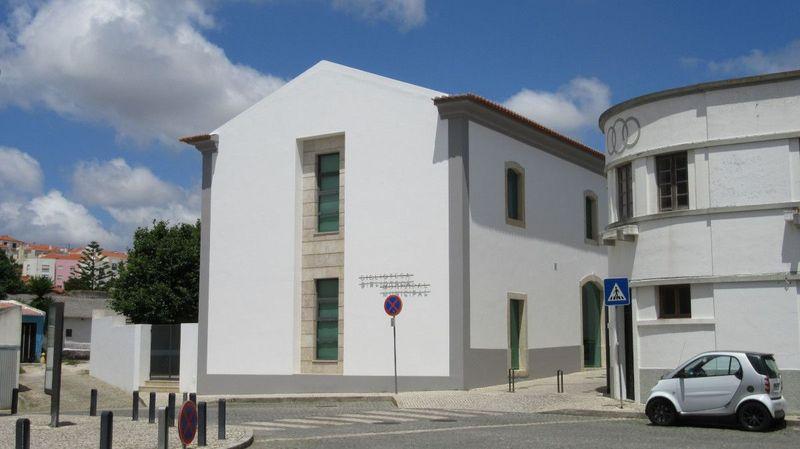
[{"x1": 433, "y1": 93, "x2": 604, "y2": 160}]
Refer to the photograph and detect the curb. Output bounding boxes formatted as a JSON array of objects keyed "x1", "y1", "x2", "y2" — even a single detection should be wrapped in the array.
[
  {"x1": 226, "y1": 431, "x2": 254, "y2": 449},
  {"x1": 544, "y1": 409, "x2": 800, "y2": 428},
  {"x1": 200, "y1": 395, "x2": 397, "y2": 406},
  {"x1": 543, "y1": 409, "x2": 644, "y2": 420}
]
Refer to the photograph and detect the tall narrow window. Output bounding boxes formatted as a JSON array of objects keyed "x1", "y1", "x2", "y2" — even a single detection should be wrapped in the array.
[
  {"x1": 658, "y1": 284, "x2": 691, "y2": 319},
  {"x1": 505, "y1": 163, "x2": 525, "y2": 226},
  {"x1": 616, "y1": 163, "x2": 632, "y2": 220},
  {"x1": 656, "y1": 152, "x2": 688, "y2": 211},
  {"x1": 317, "y1": 153, "x2": 340, "y2": 232},
  {"x1": 315, "y1": 278, "x2": 339, "y2": 360},
  {"x1": 584, "y1": 192, "x2": 598, "y2": 242}
]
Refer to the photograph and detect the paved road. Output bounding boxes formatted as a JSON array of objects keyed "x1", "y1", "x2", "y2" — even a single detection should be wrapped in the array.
[{"x1": 211, "y1": 401, "x2": 798, "y2": 449}]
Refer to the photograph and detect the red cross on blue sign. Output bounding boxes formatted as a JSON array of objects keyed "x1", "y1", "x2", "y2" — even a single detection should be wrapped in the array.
[
  {"x1": 384, "y1": 294, "x2": 403, "y2": 317},
  {"x1": 177, "y1": 400, "x2": 198, "y2": 445}
]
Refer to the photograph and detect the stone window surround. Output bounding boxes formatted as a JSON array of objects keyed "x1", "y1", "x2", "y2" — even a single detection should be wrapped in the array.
[{"x1": 300, "y1": 134, "x2": 345, "y2": 374}]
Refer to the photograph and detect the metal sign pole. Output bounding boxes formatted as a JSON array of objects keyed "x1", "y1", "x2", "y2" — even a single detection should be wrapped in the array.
[
  {"x1": 45, "y1": 302, "x2": 64, "y2": 428},
  {"x1": 617, "y1": 341, "x2": 623, "y2": 409},
  {"x1": 392, "y1": 317, "x2": 398, "y2": 394}
]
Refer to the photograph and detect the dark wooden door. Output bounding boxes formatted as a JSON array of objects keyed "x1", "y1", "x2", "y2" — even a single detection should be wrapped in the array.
[{"x1": 150, "y1": 324, "x2": 181, "y2": 379}]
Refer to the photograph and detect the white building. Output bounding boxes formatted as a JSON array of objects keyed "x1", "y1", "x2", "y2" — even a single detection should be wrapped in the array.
[
  {"x1": 600, "y1": 71, "x2": 800, "y2": 412},
  {"x1": 181, "y1": 61, "x2": 607, "y2": 394}
]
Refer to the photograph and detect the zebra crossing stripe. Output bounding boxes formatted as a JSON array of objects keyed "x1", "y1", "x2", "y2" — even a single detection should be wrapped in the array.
[
  {"x1": 336, "y1": 414, "x2": 395, "y2": 423},
  {"x1": 383, "y1": 409, "x2": 482, "y2": 419},
  {"x1": 417, "y1": 409, "x2": 487, "y2": 418},
  {"x1": 447, "y1": 409, "x2": 502, "y2": 416},
  {"x1": 319, "y1": 416, "x2": 387, "y2": 424},
  {"x1": 277, "y1": 418, "x2": 350, "y2": 426},
  {"x1": 350, "y1": 412, "x2": 417, "y2": 422},
  {"x1": 244, "y1": 421, "x2": 318, "y2": 429},
  {"x1": 363, "y1": 410, "x2": 459, "y2": 420}
]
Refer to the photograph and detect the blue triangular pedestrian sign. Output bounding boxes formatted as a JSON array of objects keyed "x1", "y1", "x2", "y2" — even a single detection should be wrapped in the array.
[{"x1": 604, "y1": 278, "x2": 630, "y2": 306}]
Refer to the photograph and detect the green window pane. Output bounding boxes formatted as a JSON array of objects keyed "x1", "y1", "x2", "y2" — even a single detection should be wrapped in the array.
[
  {"x1": 318, "y1": 193, "x2": 339, "y2": 214},
  {"x1": 318, "y1": 301, "x2": 338, "y2": 320},
  {"x1": 319, "y1": 175, "x2": 339, "y2": 191},
  {"x1": 317, "y1": 279, "x2": 338, "y2": 297},
  {"x1": 507, "y1": 169, "x2": 519, "y2": 220},
  {"x1": 317, "y1": 344, "x2": 338, "y2": 360},
  {"x1": 319, "y1": 153, "x2": 339, "y2": 173},
  {"x1": 316, "y1": 279, "x2": 339, "y2": 360},
  {"x1": 318, "y1": 214, "x2": 339, "y2": 232}
]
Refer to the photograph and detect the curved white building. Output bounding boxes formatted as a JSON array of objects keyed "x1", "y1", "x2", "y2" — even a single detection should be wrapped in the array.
[{"x1": 601, "y1": 71, "x2": 800, "y2": 412}]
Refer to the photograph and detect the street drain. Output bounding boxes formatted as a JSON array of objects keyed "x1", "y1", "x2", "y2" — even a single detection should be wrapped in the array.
[
  {"x1": 374, "y1": 421, "x2": 400, "y2": 425},
  {"x1": 430, "y1": 418, "x2": 456, "y2": 422}
]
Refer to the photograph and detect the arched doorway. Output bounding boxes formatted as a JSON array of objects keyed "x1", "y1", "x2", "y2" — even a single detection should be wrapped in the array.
[{"x1": 581, "y1": 281, "x2": 604, "y2": 368}]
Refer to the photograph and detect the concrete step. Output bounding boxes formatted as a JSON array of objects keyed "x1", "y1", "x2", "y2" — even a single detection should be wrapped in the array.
[{"x1": 139, "y1": 379, "x2": 180, "y2": 393}]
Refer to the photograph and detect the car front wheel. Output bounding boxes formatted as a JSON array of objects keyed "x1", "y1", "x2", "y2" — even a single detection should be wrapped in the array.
[
  {"x1": 646, "y1": 398, "x2": 678, "y2": 426},
  {"x1": 737, "y1": 401, "x2": 773, "y2": 431}
]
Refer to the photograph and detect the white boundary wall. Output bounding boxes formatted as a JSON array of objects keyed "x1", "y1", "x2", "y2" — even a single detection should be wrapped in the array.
[
  {"x1": 89, "y1": 311, "x2": 198, "y2": 393},
  {"x1": 179, "y1": 323, "x2": 198, "y2": 393},
  {"x1": 0, "y1": 306, "x2": 21, "y2": 409},
  {"x1": 89, "y1": 310, "x2": 150, "y2": 392}
]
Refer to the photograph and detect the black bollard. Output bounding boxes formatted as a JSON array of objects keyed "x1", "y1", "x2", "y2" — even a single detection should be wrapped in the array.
[
  {"x1": 15, "y1": 418, "x2": 30, "y2": 449},
  {"x1": 132, "y1": 391, "x2": 139, "y2": 421},
  {"x1": 189, "y1": 392, "x2": 196, "y2": 405},
  {"x1": 198, "y1": 401, "x2": 207, "y2": 447},
  {"x1": 11, "y1": 387, "x2": 18, "y2": 415},
  {"x1": 157, "y1": 407, "x2": 168, "y2": 449},
  {"x1": 99, "y1": 411, "x2": 113, "y2": 449},
  {"x1": 218, "y1": 398, "x2": 226, "y2": 440},
  {"x1": 167, "y1": 393, "x2": 175, "y2": 427},
  {"x1": 148, "y1": 392, "x2": 156, "y2": 423},
  {"x1": 90, "y1": 389, "x2": 98, "y2": 416}
]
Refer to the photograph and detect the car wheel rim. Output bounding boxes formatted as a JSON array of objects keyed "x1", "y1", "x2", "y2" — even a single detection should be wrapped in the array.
[
  {"x1": 653, "y1": 403, "x2": 672, "y2": 424},
  {"x1": 743, "y1": 406, "x2": 765, "y2": 428}
]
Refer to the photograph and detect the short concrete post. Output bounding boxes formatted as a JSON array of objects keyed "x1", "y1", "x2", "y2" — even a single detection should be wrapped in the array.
[
  {"x1": 15, "y1": 418, "x2": 30, "y2": 449},
  {"x1": 11, "y1": 387, "x2": 19, "y2": 414},
  {"x1": 167, "y1": 393, "x2": 176, "y2": 427},
  {"x1": 99, "y1": 411, "x2": 113, "y2": 449},
  {"x1": 198, "y1": 401, "x2": 207, "y2": 447},
  {"x1": 90, "y1": 389, "x2": 98, "y2": 416},
  {"x1": 182, "y1": 392, "x2": 188, "y2": 403},
  {"x1": 218, "y1": 398, "x2": 226, "y2": 440},
  {"x1": 148, "y1": 392, "x2": 156, "y2": 423},
  {"x1": 157, "y1": 407, "x2": 168, "y2": 449},
  {"x1": 132, "y1": 391, "x2": 139, "y2": 421}
]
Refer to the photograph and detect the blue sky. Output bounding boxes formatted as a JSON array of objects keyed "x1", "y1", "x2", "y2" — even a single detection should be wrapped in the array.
[{"x1": 0, "y1": 0, "x2": 798, "y2": 249}]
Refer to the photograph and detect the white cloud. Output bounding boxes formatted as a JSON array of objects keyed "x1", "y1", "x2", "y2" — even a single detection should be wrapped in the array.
[
  {"x1": 690, "y1": 39, "x2": 800, "y2": 75},
  {"x1": 71, "y1": 157, "x2": 199, "y2": 229},
  {"x1": 0, "y1": 0, "x2": 285, "y2": 144},
  {"x1": 0, "y1": 146, "x2": 43, "y2": 197},
  {"x1": 73, "y1": 158, "x2": 181, "y2": 207},
  {"x1": 331, "y1": 0, "x2": 426, "y2": 30},
  {"x1": 502, "y1": 77, "x2": 611, "y2": 135},
  {"x1": 0, "y1": 149, "x2": 199, "y2": 250},
  {"x1": 0, "y1": 191, "x2": 125, "y2": 249}
]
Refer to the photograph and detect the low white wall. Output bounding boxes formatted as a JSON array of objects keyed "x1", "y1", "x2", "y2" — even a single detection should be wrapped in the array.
[
  {"x1": 180, "y1": 323, "x2": 198, "y2": 393},
  {"x1": 89, "y1": 310, "x2": 150, "y2": 392}
]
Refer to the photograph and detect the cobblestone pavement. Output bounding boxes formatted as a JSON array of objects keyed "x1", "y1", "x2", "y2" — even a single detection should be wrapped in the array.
[
  {"x1": 0, "y1": 413, "x2": 252, "y2": 449},
  {"x1": 396, "y1": 369, "x2": 646, "y2": 415}
]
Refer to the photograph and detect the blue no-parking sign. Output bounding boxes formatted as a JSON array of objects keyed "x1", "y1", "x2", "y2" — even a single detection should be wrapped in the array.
[{"x1": 604, "y1": 278, "x2": 630, "y2": 307}]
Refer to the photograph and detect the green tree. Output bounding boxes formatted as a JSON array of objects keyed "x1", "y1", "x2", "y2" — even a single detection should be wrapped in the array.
[
  {"x1": 63, "y1": 276, "x2": 90, "y2": 291},
  {"x1": 27, "y1": 275, "x2": 54, "y2": 317},
  {"x1": 75, "y1": 241, "x2": 113, "y2": 290},
  {"x1": 110, "y1": 220, "x2": 200, "y2": 324},
  {"x1": 0, "y1": 251, "x2": 23, "y2": 300}
]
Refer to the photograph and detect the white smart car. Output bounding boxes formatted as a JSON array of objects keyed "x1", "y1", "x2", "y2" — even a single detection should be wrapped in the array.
[{"x1": 645, "y1": 351, "x2": 786, "y2": 431}]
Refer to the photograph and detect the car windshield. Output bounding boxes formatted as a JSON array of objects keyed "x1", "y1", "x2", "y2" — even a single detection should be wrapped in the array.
[{"x1": 747, "y1": 354, "x2": 780, "y2": 378}]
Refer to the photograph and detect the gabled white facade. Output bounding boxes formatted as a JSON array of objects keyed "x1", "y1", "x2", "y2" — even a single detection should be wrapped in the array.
[
  {"x1": 184, "y1": 61, "x2": 607, "y2": 394},
  {"x1": 601, "y1": 71, "x2": 800, "y2": 412}
]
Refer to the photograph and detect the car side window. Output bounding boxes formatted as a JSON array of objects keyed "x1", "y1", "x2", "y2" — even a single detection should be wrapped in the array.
[{"x1": 681, "y1": 356, "x2": 740, "y2": 378}]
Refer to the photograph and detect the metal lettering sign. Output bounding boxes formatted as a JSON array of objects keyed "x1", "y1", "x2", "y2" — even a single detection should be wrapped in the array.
[
  {"x1": 604, "y1": 278, "x2": 630, "y2": 307},
  {"x1": 358, "y1": 273, "x2": 431, "y2": 297}
]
